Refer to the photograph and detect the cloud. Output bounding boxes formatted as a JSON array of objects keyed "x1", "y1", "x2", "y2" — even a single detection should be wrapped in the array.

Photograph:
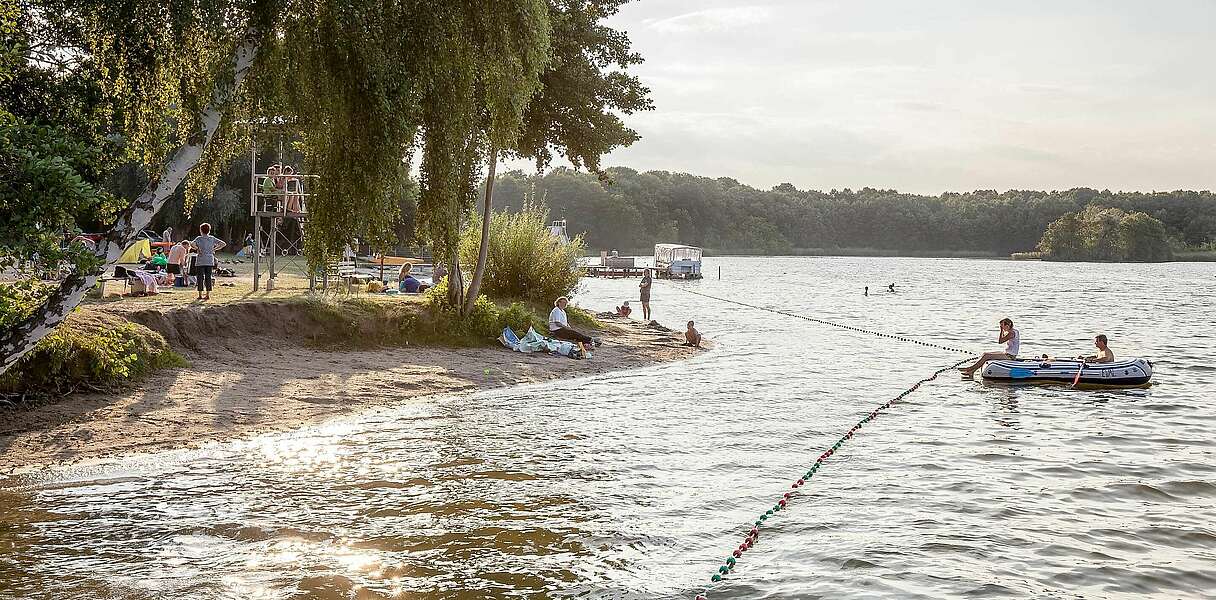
[{"x1": 646, "y1": 6, "x2": 772, "y2": 33}]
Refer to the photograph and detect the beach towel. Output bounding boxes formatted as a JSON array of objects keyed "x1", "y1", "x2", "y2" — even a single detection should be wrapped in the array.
[
  {"x1": 500, "y1": 326, "x2": 583, "y2": 358},
  {"x1": 129, "y1": 269, "x2": 158, "y2": 295}
]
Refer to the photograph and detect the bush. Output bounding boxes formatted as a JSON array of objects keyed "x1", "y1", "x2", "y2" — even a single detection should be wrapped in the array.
[
  {"x1": 459, "y1": 201, "x2": 585, "y2": 303},
  {"x1": 0, "y1": 311, "x2": 186, "y2": 398}
]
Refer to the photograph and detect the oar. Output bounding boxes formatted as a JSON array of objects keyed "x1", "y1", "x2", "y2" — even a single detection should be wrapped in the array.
[{"x1": 1071, "y1": 359, "x2": 1086, "y2": 388}]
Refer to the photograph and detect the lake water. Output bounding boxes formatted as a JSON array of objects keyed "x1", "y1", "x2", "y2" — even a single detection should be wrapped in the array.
[{"x1": 2, "y1": 257, "x2": 1215, "y2": 599}]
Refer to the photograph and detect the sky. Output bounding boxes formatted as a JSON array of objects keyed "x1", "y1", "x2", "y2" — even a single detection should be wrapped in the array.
[{"x1": 510, "y1": 0, "x2": 1216, "y2": 195}]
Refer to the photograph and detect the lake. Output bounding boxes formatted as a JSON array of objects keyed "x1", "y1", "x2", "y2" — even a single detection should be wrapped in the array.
[{"x1": 2, "y1": 256, "x2": 1214, "y2": 599}]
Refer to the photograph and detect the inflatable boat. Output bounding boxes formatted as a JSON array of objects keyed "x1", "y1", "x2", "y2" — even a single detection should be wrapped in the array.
[{"x1": 982, "y1": 358, "x2": 1152, "y2": 387}]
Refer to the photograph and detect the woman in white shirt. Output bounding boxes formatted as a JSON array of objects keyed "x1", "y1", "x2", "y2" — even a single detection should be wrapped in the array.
[
  {"x1": 548, "y1": 296, "x2": 595, "y2": 345},
  {"x1": 960, "y1": 317, "x2": 1019, "y2": 376}
]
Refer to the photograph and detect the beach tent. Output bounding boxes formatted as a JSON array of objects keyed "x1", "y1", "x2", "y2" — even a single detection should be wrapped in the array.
[{"x1": 118, "y1": 239, "x2": 151, "y2": 264}]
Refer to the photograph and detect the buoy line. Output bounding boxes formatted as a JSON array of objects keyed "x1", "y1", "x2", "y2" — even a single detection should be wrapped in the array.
[
  {"x1": 650, "y1": 282, "x2": 975, "y2": 598},
  {"x1": 691, "y1": 357, "x2": 972, "y2": 599},
  {"x1": 665, "y1": 285, "x2": 972, "y2": 354}
]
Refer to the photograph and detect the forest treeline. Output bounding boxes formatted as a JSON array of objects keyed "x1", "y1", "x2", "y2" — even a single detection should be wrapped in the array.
[{"x1": 489, "y1": 167, "x2": 1216, "y2": 256}]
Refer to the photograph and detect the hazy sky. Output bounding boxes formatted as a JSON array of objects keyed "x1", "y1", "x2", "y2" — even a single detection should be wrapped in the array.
[{"x1": 512, "y1": 0, "x2": 1216, "y2": 195}]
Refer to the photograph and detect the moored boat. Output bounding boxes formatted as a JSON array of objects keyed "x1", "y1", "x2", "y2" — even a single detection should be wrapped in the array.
[{"x1": 982, "y1": 358, "x2": 1152, "y2": 387}]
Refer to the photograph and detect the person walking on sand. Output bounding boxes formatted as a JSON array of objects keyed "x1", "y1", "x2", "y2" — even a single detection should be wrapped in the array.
[
  {"x1": 639, "y1": 270, "x2": 653, "y2": 321},
  {"x1": 960, "y1": 318, "x2": 1020, "y2": 376},
  {"x1": 191, "y1": 223, "x2": 226, "y2": 301}
]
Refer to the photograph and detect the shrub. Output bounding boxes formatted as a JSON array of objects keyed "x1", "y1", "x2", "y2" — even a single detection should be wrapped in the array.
[
  {"x1": 459, "y1": 201, "x2": 585, "y2": 303},
  {"x1": 0, "y1": 311, "x2": 186, "y2": 398}
]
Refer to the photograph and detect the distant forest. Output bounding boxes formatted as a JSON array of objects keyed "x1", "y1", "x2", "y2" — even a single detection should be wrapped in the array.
[
  {"x1": 490, "y1": 167, "x2": 1216, "y2": 256},
  {"x1": 154, "y1": 161, "x2": 1216, "y2": 258}
]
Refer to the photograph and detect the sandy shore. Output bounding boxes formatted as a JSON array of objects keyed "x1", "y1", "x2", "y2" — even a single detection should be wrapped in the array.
[{"x1": 0, "y1": 310, "x2": 702, "y2": 474}]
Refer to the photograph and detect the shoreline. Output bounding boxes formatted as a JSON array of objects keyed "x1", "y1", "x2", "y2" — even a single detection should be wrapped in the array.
[{"x1": 0, "y1": 306, "x2": 703, "y2": 475}]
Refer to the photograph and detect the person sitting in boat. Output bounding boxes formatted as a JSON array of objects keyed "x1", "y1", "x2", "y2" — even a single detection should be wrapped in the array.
[
  {"x1": 1077, "y1": 334, "x2": 1115, "y2": 363},
  {"x1": 616, "y1": 301, "x2": 632, "y2": 317},
  {"x1": 960, "y1": 317, "x2": 1020, "y2": 376},
  {"x1": 549, "y1": 296, "x2": 596, "y2": 348},
  {"x1": 398, "y1": 264, "x2": 426, "y2": 294},
  {"x1": 685, "y1": 320, "x2": 702, "y2": 348}
]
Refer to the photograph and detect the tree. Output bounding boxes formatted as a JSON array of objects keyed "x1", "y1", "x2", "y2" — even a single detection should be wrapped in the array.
[
  {"x1": 0, "y1": 1, "x2": 562, "y2": 374},
  {"x1": 1038, "y1": 206, "x2": 1174, "y2": 262},
  {"x1": 463, "y1": 0, "x2": 652, "y2": 315},
  {"x1": 1118, "y1": 211, "x2": 1173, "y2": 262}
]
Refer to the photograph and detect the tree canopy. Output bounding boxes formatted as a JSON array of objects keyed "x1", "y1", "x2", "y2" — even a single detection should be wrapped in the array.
[
  {"x1": 1038, "y1": 206, "x2": 1174, "y2": 262},
  {"x1": 0, "y1": 0, "x2": 650, "y2": 373}
]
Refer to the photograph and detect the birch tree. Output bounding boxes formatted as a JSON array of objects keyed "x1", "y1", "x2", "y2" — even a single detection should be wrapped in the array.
[{"x1": 0, "y1": 0, "x2": 557, "y2": 374}]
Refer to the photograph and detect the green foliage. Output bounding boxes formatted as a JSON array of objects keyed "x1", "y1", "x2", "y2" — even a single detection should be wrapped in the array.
[
  {"x1": 512, "y1": 0, "x2": 652, "y2": 177},
  {"x1": 421, "y1": 279, "x2": 503, "y2": 341},
  {"x1": 0, "y1": 311, "x2": 185, "y2": 397},
  {"x1": 0, "y1": 280, "x2": 52, "y2": 331},
  {"x1": 1038, "y1": 206, "x2": 1174, "y2": 262},
  {"x1": 459, "y1": 202, "x2": 584, "y2": 302},
  {"x1": 496, "y1": 301, "x2": 545, "y2": 333},
  {"x1": 0, "y1": 110, "x2": 123, "y2": 274},
  {"x1": 491, "y1": 168, "x2": 1216, "y2": 255}
]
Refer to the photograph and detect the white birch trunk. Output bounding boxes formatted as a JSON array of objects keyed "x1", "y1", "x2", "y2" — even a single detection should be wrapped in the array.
[{"x1": 0, "y1": 34, "x2": 260, "y2": 376}]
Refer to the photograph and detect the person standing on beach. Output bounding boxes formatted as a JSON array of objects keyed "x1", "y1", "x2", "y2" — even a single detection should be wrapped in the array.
[
  {"x1": 167, "y1": 240, "x2": 189, "y2": 286},
  {"x1": 640, "y1": 270, "x2": 653, "y2": 321},
  {"x1": 191, "y1": 223, "x2": 226, "y2": 301},
  {"x1": 162, "y1": 226, "x2": 173, "y2": 243}
]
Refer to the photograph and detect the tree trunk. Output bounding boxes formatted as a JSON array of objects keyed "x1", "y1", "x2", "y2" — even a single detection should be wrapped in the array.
[
  {"x1": 462, "y1": 145, "x2": 497, "y2": 316},
  {"x1": 446, "y1": 249, "x2": 465, "y2": 309},
  {"x1": 0, "y1": 33, "x2": 261, "y2": 376}
]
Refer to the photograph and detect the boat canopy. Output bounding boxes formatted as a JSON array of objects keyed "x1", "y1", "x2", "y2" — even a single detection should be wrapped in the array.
[{"x1": 654, "y1": 243, "x2": 703, "y2": 264}]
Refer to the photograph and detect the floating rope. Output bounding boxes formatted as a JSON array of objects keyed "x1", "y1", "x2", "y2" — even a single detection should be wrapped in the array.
[
  {"x1": 693, "y1": 356, "x2": 972, "y2": 599},
  {"x1": 648, "y1": 281, "x2": 976, "y2": 597},
  {"x1": 667, "y1": 285, "x2": 972, "y2": 354}
]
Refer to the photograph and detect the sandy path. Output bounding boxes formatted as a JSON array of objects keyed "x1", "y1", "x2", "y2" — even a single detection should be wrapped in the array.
[{"x1": 0, "y1": 315, "x2": 702, "y2": 473}]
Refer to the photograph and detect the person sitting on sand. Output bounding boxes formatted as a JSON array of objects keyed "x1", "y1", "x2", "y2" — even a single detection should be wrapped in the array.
[
  {"x1": 616, "y1": 301, "x2": 632, "y2": 317},
  {"x1": 398, "y1": 264, "x2": 425, "y2": 293},
  {"x1": 888, "y1": 283, "x2": 896, "y2": 293},
  {"x1": 1077, "y1": 334, "x2": 1115, "y2": 363},
  {"x1": 549, "y1": 296, "x2": 596, "y2": 348},
  {"x1": 960, "y1": 317, "x2": 1020, "y2": 376},
  {"x1": 685, "y1": 320, "x2": 702, "y2": 347}
]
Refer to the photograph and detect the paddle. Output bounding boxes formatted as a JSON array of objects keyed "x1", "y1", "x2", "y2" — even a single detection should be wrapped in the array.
[{"x1": 1071, "y1": 359, "x2": 1086, "y2": 388}]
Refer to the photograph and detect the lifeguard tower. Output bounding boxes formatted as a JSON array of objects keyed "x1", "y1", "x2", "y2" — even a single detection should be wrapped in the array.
[{"x1": 248, "y1": 139, "x2": 317, "y2": 291}]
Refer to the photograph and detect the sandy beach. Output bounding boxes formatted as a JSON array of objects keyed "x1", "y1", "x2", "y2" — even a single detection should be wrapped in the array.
[{"x1": 0, "y1": 301, "x2": 702, "y2": 473}]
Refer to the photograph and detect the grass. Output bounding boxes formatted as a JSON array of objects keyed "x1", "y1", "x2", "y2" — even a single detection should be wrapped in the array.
[{"x1": 0, "y1": 310, "x2": 186, "y2": 402}]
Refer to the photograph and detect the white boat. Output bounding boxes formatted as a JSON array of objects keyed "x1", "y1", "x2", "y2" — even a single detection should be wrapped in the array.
[
  {"x1": 982, "y1": 358, "x2": 1152, "y2": 387},
  {"x1": 653, "y1": 243, "x2": 703, "y2": 279}
]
